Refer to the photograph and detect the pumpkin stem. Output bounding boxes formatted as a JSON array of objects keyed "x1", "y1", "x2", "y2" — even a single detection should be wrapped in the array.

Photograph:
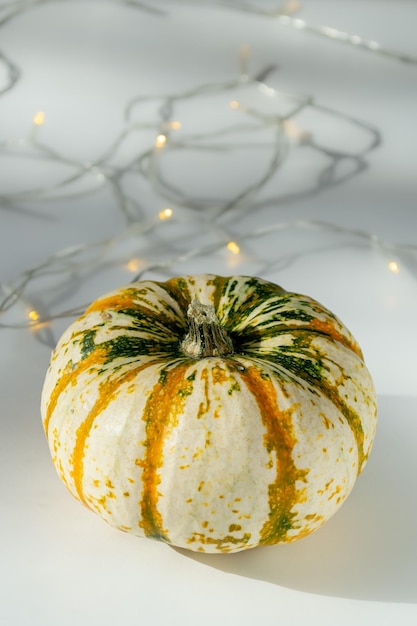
[{"x1": 181, "y1": 299, "x2": 234, "y2": 359}]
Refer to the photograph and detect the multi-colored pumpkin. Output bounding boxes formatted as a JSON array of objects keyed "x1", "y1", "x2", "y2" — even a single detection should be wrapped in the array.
[{"x1": 41, "y1": 274, "x2": 377, "y2": 554}]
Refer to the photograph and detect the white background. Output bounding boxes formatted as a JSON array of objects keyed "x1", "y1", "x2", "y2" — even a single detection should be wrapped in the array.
[{"x1": 1, "y1": 1, "x2": 417, "y2": 624}]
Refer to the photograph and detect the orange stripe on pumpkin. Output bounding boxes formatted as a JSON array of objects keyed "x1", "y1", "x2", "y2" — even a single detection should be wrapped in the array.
[
  {"x1": 85, "y1": 293, "x2": 140, "y2": 315},
  {"x1": 43, "y1": 347, "x2": 108, "y2": 437},
  {"x1": 138, "y1": 363, "x2": 193, "y2": 542},
  {"x1": 309, "y1": 317, "x2": 362, "y2": 357},
  {"x1": 70, "y1": 360, "x2": 163, "y2": 509},
  {"x1": 239, "y1": 365, "x2": 308, "y2": 545}
]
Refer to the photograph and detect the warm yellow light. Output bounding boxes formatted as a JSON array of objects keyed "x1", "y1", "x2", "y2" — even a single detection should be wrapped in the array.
[
  {"x1": 227, "y1": 241, "x2": 240, "y2": 255},
  {"x1": 33, "y1": 111, "x2": 45, "y2": 126},
  {"x1": 283, "y1": 119, "x2": 302, "y2": 138},
  {"x1": 230, "y1": 100, "x2": 240, "y2": 110},
  {"x1": 283, "y1": 119, "x2": 310, "y2": 142},
  {"x1": 283, "y1": 0, "x2": 301, "y2": 14},
  {"x1": 28, "y1": 309, "x2": 40, "y2": 321},
  {"x1": 388, "y1": 261, "x2": 400, "y2": 274},
  {"x1": 126, "y1": 258, "x2": 142, "y2": 273},
  {"x1": 158, "y1": 207, "x2": 173, "y2": 220},
  {"x1": 170, "y1": 121, "x2": 182, "y2": 130},
  {"x1": 155, "y1": 134, "x2": 167, "y2": 148}
]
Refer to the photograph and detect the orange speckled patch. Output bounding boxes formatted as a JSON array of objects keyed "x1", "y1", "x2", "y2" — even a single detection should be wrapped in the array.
[
  {"x1": 240, "y1": 366, "x2": 309, "y2": 545},
  {"x1": 320, "y1": 413, "x2": 334, "y2": 430},
  {"x1": 197, "y1": 368, "x2": 210, "y2": 420},
  {"x1": 211, "y1": 364, "x2": 229, "y2": 385},
  {"x1": 327, "y1": 484, "x2": 342, "y2": 501},
  {"x1": 51, "y1": 428, "x2": 66, "y2": 486},
  {"x1": 187, "y1": 531, "x2": 252, "y2": 552}
]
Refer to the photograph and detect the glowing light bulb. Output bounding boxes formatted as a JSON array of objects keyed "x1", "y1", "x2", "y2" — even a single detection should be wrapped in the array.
[
  {"x1": 283, "y1": 119, "x2": 308, "y2": 140},
  {"x1": 230, "y1": 100, "x2": 240, "y2": 110},
  {"x1": 28, "y1": 309, "x2": 40, "y2": 321},
  {"x1": 388, "y1": 261, "x2": 400, "y2": 274},
  {"x1": 155, "y1": 134, "x2": 167, "y2": 148},
  {"x1": 126, "y1": 258, "x2": 143, "y2": 273},
  {"x1": 170, "y1": 121, "x2": 182, "y2": 130},
  {"x1": 284, "y1": 0, "x2": 301, "y2": 13},
  {"x1": 32, "y1": 111, "x2": 45, "y2": 126},
  {"x1": 158, "y1": 207, "x2": 173, "y2": 220},
  {"x1": 227, "y1": 241, "x2": 240, "y2": 255}
]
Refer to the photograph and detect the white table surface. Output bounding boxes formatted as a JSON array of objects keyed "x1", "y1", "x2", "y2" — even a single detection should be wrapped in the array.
[{"x1": 1, "y1": 1, "x2": 417, "y2": 624}]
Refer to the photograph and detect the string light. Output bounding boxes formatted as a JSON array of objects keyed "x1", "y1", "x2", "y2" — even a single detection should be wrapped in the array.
[
  {"x1": 126, "y1": 258, "x2": 144, "y2": 273},
  {"x1": 158, "y1": 207, "x2": 173, "y2": 220},
  {"x1": 283, "y1": 118, "x2": 310, "y2": 142},
  {"x1": 0, "y1": 60, "x2": 393, "y2": 329},
  {"x1": 28, "y1": 309, "x2": 40, "y2": 321},
  {"x1": 0, "y1": 0, "x2": 415, "y2": 90},
  {"x1": 32, "y1": 111, "x2": 45, "y2": 126},
  {"x1": 388, "y1": 261, "x2": 400, "y2": 274},
  {"x1": 1, "y1": 8, "x2": 416, "y2": 335},
  {"x1": 227, "y1": 241, "x2": 240, "y2": 255},
  {"x1": 155, "y1": 133, "x2": 167, "y2": 148},
  {"x1": 2, "y1": 212, "x2": 416, "y2": 332},
  {"x1": 193, "y1": 0, "x2": 417, "y2": 64},
  {"x1": 282, "y1": 0, "x2": 301, "y2": 14}
]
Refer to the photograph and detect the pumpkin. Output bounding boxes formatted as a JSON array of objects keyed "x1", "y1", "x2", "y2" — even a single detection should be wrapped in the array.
[{"x1": 41, "y1": 274, "x2": 377, "y2": 554}]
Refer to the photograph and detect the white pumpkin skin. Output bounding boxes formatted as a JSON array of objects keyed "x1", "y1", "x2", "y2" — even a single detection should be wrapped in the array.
[{"x1": 41, "y1": 275, "x2": 377, "y2": 553}]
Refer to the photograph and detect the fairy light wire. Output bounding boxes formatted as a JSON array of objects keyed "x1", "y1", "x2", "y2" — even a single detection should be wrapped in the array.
[
  {"x1": 1, "y1": 3, "x2": 416, "y2": 335},
  {"x1": 2, "y1": 210, "x2": 416, "y2": 332},
  {"x1": 0, "y1": 0, "x2": 415, "y2": 72},
  {"x1": 0, "y1": 48, "x2": 21, "y2": 95},
  {"x1": 0, "y1": 59, "x2": 409, "y2": 330},
  {"x1": 175, "y1": 0, "x2": 417, "y2": 65},
  {"x1": 0, "y1": 0, "x2": 165, "y2": 28}
]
